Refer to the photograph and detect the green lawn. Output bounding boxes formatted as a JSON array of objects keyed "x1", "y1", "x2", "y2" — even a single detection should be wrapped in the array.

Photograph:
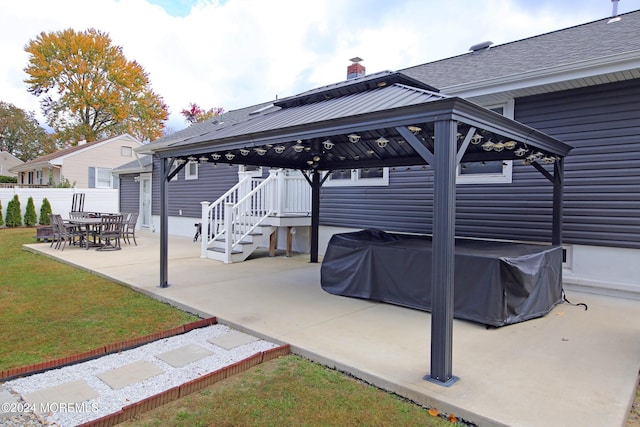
[
  {"x1": 0, "y1": 227, "x2": 197, "y2": 370},
  {"x1": 0, "y1": 227, "x2": 454, "y2": 426},
  {"x1": 121, "y1": 354, "x2": 454, "y2": 427}
]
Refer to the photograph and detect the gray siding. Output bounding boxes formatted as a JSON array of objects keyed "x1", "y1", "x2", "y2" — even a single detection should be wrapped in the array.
[
  {"x1": 119, "y1": 175, "x2": 140, "y2": 214},
  {"x1": 515, "y1": 79, "x2": 640, "y2": 249},
  {"x1": 320, "y1": 79, "x2": 640, "y2": 250},
  {"x1": 152, "y1": 160, "x2": 241, "y2": 217}
]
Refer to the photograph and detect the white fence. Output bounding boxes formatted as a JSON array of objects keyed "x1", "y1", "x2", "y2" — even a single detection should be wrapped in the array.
[{"x1": 0, "y1": 188, "x2": 119, "y2": 223}]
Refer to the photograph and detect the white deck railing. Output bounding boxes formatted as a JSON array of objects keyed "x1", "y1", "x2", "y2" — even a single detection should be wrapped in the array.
[{"x1": 200, "y1": 169, "x2": 311, "y2": 259}]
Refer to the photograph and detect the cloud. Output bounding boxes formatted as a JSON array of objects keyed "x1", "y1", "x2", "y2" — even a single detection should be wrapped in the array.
[{"x1": 0, "y1": 0, "x2": 631, "y2": 136}]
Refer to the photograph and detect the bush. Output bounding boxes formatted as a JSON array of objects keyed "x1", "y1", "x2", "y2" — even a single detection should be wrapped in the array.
[
  {"x1": 39, "y1": 198, "x2": 52, "y2": 225},
  {"x1": 5, "y1": 195, "x2": 22, "y2": 227},
  {"x1": 0, "y1": 200, "x2": 4, "y2": 226},
  {"x1": 24, "y1": 197, "x2": 37, "y2": 226},
  {"x1": 0, "y1": 175, "x2": 18, "y2": 183}
]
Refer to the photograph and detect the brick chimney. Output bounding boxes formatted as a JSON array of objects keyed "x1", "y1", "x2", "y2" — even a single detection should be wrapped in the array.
[{"x1": 347, "y1": 57, "x2": 365, "y2": 80}]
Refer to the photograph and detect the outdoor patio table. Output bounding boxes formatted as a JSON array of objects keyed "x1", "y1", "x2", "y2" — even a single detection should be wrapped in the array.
[
  {"x1": 67, "y1": 217, "x2": 104, "y2": 249},
  {"x1": 68, "y1": 214, "x2": 120, "y2": 250}
]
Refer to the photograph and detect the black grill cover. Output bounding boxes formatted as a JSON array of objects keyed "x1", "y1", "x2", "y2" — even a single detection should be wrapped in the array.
[{"x1": 320, "y1": 229, "x2": 563, "y2": 327}]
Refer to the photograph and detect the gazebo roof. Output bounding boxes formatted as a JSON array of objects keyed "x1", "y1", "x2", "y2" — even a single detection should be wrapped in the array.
[{"x1": 142, "y1": 71, "x2": 572, "y2": 171}]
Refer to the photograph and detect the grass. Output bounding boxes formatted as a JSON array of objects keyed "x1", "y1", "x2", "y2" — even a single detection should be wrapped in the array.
[
  {"x1": 0, "y1": 227, "x2": 454, "y2": 426},
  {"x1": 120, "y1": 354, "x2": 453, "y2": 427},
  {"x1": 0, "y1": 227, "x2": 198, "y2": 370}
]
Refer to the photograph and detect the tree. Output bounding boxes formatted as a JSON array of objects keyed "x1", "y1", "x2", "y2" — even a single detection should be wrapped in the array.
[
  {"x1": 181, "y1": 103, "x2": 224, "y2": 125},
  {"x1": 0, "y1": 200, "x2": 4, "y2": 227},
  {"x1": 0, "y1": 101, "x2": 56, "y2": 161},
  {"x1": 5, "y1": 195, "x2": 22, "y2": 227},
  {"x1": 24, "y1": 196, "x2": 37, "y2": 226},
  {"x1": 39, "y1": 197, "x2": 52, "y2": 225},
  {"x1": 24, "y1": 28, "x2": 169, "y2": 143}
]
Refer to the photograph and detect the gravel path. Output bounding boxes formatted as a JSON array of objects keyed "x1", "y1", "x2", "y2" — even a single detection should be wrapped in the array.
[{"x1": 2, "y1": 325, "x2": 278, "y2": 426}]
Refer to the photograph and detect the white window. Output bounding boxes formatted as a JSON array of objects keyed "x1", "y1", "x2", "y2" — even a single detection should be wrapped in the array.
[
  {"x1": 36, "y1": 170, "x2": 42, "y2": 185},
  {"x1": 121, "y1": 146, "x2": 132, "y2": 157},
  {"x1": 324, "y1": 167, "x2": 389, "y2": 187},
  {"x1": 457, "y1": 100, "x2": 514, "y2": 185},
  {"x1": 168, "y1": 162, "x2": 178, "y2": 181},
  {"x1": 457, "y1": 160, "x2": 513, "y2": 184},
  {"x1": 95, "y1": 167, "x2": 113, "y2": 188},
  {"x1": 185, "y1": 161, "x2": 198, "y2": 180}
]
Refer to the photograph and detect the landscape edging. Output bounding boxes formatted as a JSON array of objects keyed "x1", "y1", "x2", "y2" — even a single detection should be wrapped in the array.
[{"x1": 0, "y1": 317, "x2": 217, "y2": 382}]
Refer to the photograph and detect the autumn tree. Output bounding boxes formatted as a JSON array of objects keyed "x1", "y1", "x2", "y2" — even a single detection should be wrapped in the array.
[
  {"x1": 24, "y1": 28, "x2": 169, "y2": 144},
  {"x1": 181, "y1": 103, "x2": 224, "y2": 125},
  {"x1": 0, "y1": 101, "x2": 55, "y2": 161}
]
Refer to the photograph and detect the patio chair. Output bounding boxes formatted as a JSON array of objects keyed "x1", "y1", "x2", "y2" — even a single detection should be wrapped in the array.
[
  {"x1": 68, "y1": 211, "x2": 89, "y2": 246},
  {"x1": 122, "y1": 212, "x2": 139, "y2": 245},
  {"x1": 49, "y1": 214, "x2": 77, "y2": 251},
  {"x1": 48, "y1": 213, "x2": 60, "y2": 249},
  {"x1": 95, "y1": 214, "x2": 124, "y2": 251}
]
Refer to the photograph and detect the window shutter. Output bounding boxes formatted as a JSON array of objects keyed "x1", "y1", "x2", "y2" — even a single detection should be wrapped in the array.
[{"x1": 88, "y1": 167, "x2": 95, "y2": 188}]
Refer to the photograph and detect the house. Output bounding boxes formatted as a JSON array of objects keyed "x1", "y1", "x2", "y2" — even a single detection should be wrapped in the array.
[
  {"x1": 126, "y1": 9, "x2": 639, "y2": 297},
  {"x1": 0, "y1": 148, "x2": 23, "y2": 178},
  {"x1": 10, "y1": 134, "x2": 142, "y2": 188}
]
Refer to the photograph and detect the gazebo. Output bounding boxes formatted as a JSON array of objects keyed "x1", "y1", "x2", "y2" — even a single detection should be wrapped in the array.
[{"x1": 142, "y1": 71, "x2": 572, "y2": 386}]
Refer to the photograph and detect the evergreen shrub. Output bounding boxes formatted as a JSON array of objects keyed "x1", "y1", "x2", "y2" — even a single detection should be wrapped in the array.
[
  {"x1": 5, "y1": 195, "x2": 22, "y2": 227},
  {"x1": 39, "y1": 198, "x2": 52, "y2": 225},
  {"x1": 24, "y1": 197, "x2": 37, "y2": 226}
]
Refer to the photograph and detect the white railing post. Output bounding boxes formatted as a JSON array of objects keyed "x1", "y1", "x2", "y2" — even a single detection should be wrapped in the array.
[
  {"x1": 200, "y1": 201, "x2": 209, "y2": 258},
  {"x1": 224, "y1": 202, "x2": 234, "y2": 263},
  {"x1": 270, "y1": 169, "x2": 282, "y2": 214}
]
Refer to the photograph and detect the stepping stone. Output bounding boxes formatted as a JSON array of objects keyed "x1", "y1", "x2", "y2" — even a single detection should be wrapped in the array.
[
  {"x1": 22, "y1": 380, "x2": 99, "y2": 413},
  {"x1": 97, "y1": 360, "x2": 164, "y2": 390},
  {"x1": 0, "y1": 389, "x2": 20, "y2": 417},
  {"x1": 156, "y1": 344, "x2": 213, "y2": 368},
  {"x1": 208, "y1": 331, "x2": 259, "y2": 350}
]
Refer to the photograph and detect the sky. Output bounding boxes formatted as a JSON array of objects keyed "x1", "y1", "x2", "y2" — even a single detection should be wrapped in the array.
[{"x1": 0, "y1": 0, "x2": 637, "y2": 135}]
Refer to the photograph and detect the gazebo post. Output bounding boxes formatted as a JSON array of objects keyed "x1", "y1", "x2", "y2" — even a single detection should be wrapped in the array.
[
  {"x1": 552, "y1": 157, "x2": 564, "y2": 246},
  {"x1": 426, "y1": 119, "x2": 459, "y2": 386},
  {"x1": 159, "y1": 156, "x2": 170, "y2": 288},
  {"x1": 310, "y1": 169, "x2": 321, "y2": 263}
]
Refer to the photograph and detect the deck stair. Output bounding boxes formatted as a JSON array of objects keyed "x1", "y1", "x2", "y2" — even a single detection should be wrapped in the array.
[{"x1": 200, "y1": 169, "x2": 311, "y2": 263}]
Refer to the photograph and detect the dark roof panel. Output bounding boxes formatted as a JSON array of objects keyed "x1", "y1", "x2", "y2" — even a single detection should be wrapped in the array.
[
  {"x1": 274, "y1": 71, "x2": 440, "y2": 108},
  {"x1": 179, "y1": 83, "x2": 448, "y2": 146},
  {"x1": 401, "y1": 10, "x2": 640, "y2": 89}
]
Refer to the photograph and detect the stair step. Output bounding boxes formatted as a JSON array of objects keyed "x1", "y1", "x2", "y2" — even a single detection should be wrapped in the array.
[
  {"x1": 213, "y1": 238, "x2": 254, "y2": 245},
  {"x1": 208, "y1": 247, "x2": 242, "y2": 254}
]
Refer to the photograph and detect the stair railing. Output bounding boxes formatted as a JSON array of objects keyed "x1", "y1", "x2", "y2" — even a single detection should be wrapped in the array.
[
  {"x1": 200, "y1": 175, "x2": 263, "y2": 257},
  {"x1": 222, "y1": 175, "x2": 276, "y2": 262},
  {"x1": 200, "y1": 169, "x2": 311, "y2": 260}
]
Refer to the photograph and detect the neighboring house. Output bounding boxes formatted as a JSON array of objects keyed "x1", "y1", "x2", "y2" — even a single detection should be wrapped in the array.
[
  {"x1": 0, "y1": 148, "x2": 23, "y2": 178},
  {"x1": 125, "y1": 10, "x2": 640, "y2": 296},
  {"x1": 10, "y1": 134, "x2": 142, "y2": 188}
]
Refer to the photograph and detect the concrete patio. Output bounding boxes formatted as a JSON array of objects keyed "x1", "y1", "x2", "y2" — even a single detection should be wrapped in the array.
[{"x1": 24, "y1": 231, "x2": 640, "y2": 427}]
